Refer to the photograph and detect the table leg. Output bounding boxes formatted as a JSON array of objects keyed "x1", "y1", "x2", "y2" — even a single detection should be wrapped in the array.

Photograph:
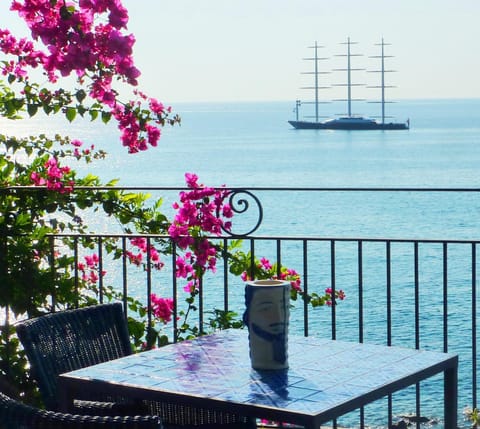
[{"x1": 444, "y1": 365, "x2": 458, "y2": 429}]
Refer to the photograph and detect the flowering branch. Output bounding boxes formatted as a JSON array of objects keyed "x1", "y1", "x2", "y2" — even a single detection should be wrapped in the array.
[
  {"x1": 1, "y1": 1, "x2": 180, "y2": 153},
  {"x1": 230, "y1": 250, "x2": 346, "y2": 307},
  {"x1": 168, "y1": 173, "x2": 232, "y2": 293}
]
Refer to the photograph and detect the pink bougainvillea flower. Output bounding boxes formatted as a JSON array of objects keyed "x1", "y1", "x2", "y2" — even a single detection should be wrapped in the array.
[
  {"x1": 259, "y1": 257, "x2": 272, "y2": 270},
  {"x1": 30, "y1": 171, "x2": 46, "y2": 186},
  {"x1": 150, "y1": 294, "x2": 174, "y2": 324},
  {"x1": 175, "y1": 255, "x2": 193, "y2": 279},
  {"x1": 77, "y1": 253, "x2": 105, "y2": 286},
  {"x1": 84, "y1": 253, "x2": 99, "y2": 267},
  {"x1": 130, "y1": 237, "x2": 147, "y2": 251},
  {"x1": 125, "y1": 250, "x2": 142, "y2": 266}
]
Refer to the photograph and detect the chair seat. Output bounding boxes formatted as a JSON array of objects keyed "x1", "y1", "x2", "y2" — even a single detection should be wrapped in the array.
[{"x1": 0, "y1": 390, "x2": 162, "y2": 429}]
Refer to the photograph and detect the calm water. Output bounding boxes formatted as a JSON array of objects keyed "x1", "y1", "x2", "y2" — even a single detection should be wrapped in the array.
[
  {"x1": 97, "y1": 98, "x2": 480, "y2": 189},
  {"x1": 2, "y1": 98, "x2": 480, "y2": 427},
  {"x1": 55, "y1": 98, "x2": 480, "y2": 240},
  {"x1": 5, "y1": 98, "x2": 480, "y2": 190}
]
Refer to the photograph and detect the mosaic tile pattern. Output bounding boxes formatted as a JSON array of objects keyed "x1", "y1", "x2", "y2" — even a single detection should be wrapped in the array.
[{"x1": 62, "y1": 329, "x2": 457, "y2": 426}]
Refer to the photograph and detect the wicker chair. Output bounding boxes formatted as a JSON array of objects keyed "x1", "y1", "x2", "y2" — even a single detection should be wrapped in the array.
[
  {"x1": 15, "y1": 303, "x2": 256, "y2": 428},
  {"x1": 16, "y1": 303, "x2": 139, "y2": 415},
  {"x1": 0, "y1": 390, "x2": 162, "y2": 429}
]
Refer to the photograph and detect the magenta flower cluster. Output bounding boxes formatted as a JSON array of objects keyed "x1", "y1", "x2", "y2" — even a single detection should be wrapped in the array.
[
  {"x1": 124, "y1": 240, "x2": 172, "y2": 326},
  {"x1": 241, "y1": 255, "x2": 346, "y2": 307},
  {"x1": 78, "y1": 248, "x2": 173, "y2": 324},
  {"x1": 241, "y1": 256, "x2": 303, "y2": 293},
  {"x1": 71, "y1": 139, "x2": 95, "y2": 159},
  {"x1": 150, "y1": 294, "x2": 174, "y2": 324},
  {"x1": 30, "y1": 156, "x2": 74, "y2": 193},
  {"x1": 168, "y1": 173, "x2": 233, "y2": 293},
  {"x1": 1, "y1": 0, "x2": 176, "y2": 153},
  {"x1": 29, "y1": 140, "x2": 98, "y2": 191},
  {"x1": 125, "y1": 237, "x2": 164, "y2": 270},
  {"x1": 0, "y1": 28, "x2": 43, "y2": 78},
  {"x1": 78, "y1": 253, "x2": 105, "y2": 285},
  {"x1": 324, "y1": 287, "x2": 346, "y2": 306},
  {"x1": 10, "y1": 0, "x2": 136, "y2": 84}
]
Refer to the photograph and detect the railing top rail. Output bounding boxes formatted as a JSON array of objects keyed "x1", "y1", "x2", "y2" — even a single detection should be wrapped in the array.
[
  {"x1": 3, "y1": 186, "x2": 480, "y2": 192},
  {"x1": 40, "y1": 232, "x2": 480, "y2": 245}
]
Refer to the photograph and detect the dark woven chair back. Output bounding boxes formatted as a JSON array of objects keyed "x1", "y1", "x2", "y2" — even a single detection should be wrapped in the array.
[
  {"x1": 16, "y1": 302, "x2": 132, "y2": 411},
  {"x1": 0, "y1": 390, "x2": 162, "y2": 429}
]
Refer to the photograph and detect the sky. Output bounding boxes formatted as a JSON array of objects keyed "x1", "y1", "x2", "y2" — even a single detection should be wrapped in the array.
[{"x1": 2, "y1": 0, "x2": 480, "y2": 103}]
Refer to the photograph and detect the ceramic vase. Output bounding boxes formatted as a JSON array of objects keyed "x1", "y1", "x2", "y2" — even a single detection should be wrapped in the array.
[{"x1": 243, "y1": 279, "x2": 290, "y2": 370}]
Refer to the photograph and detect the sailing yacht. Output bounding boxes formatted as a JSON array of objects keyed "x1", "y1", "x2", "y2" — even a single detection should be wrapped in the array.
[{"x1": 288, "y1": 38, "x2": 409, "y2": 130}]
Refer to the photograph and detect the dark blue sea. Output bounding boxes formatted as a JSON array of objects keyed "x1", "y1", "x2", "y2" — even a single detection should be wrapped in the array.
[{"x1": 3, "y1": 98, "x2": 480, "y2": 428}]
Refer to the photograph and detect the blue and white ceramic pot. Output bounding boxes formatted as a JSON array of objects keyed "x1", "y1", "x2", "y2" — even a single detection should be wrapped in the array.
[{"x1": 243, "y1": 279, "x2": 290, "y2": 370}]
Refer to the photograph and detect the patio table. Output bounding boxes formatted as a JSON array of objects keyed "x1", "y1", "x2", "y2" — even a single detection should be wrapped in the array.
[{"x1": 58, "y1": 329, "x2": 458, "y2": 429}]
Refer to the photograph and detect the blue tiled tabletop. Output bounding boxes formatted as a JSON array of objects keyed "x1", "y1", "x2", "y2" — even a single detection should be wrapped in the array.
[{"x1": 58, "y1": 329, "x2": 458, "y2": 429}]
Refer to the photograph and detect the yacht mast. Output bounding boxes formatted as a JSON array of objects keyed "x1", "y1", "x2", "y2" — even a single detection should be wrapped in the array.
[
  {"x1": 347, "y1": 38, "x2": 352, "y2": 116},
  {"x1": 300, "y1": 41, "x2": 329, "y2": 123},
  {"x1": 380, "y1": 39, "x2": 386, "y2": 122},
  {"x1": 314, "y1": 41, "x2": 320, "y2": 121},
  {"x1": 368, "y1": 38, "x2": 396, "y2": 125},
  {"x1": 333, "y1": 37, "x2": 365, "y2": 118}
]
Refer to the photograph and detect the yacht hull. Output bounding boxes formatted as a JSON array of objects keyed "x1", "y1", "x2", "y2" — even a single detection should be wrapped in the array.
[{"x1": 288, "y1": 120, "x2": 409, "y2": 130}]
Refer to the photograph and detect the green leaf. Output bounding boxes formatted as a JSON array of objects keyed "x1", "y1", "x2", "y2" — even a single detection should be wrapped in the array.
[
  {"x1": 13, "y1": 99, "x2": 24, "y2": 110},
  {"x1": 60, "y1": 5, "x2": 74, "y2": 19},
  {"x1": 65, "y1": 107, "x2": 76, "y2": 122},
  {"x1": 101, "y1": 111, "x2": 112, "y2": 124},
  {"x1": 89, "y1": 110, "x2": 99, "y2": 121},
  {"x1": 75, "y1": 89, "x2": 87, "y2": 103},
  {"x1": 102, "y1": 200, "x2": 115, "y2": 214},
  {"x1": 76, "y1": 105, "x2": 86, "y2": 116},
  {"x1": 27, "y1": 104, "x2": 38, "y2": 117}
]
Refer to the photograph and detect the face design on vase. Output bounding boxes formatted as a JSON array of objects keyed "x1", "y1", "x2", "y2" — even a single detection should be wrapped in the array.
[
  {"x1": 249, "y1": 288, "x2": 288, "y2": 336},
  {"x1": 244, "y1": 283, "x2": 290, "y2": 368}
]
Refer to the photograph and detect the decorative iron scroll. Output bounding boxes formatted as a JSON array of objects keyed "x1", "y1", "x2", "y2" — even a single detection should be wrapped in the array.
[{"x1": 221, "y1": 189, "x2": 263, "y2": 237}]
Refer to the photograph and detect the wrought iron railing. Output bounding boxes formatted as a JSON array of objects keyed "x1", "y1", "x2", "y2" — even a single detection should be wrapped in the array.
[{"x1": 2, "y1": 186, "x2": 480, "y2": 428}]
